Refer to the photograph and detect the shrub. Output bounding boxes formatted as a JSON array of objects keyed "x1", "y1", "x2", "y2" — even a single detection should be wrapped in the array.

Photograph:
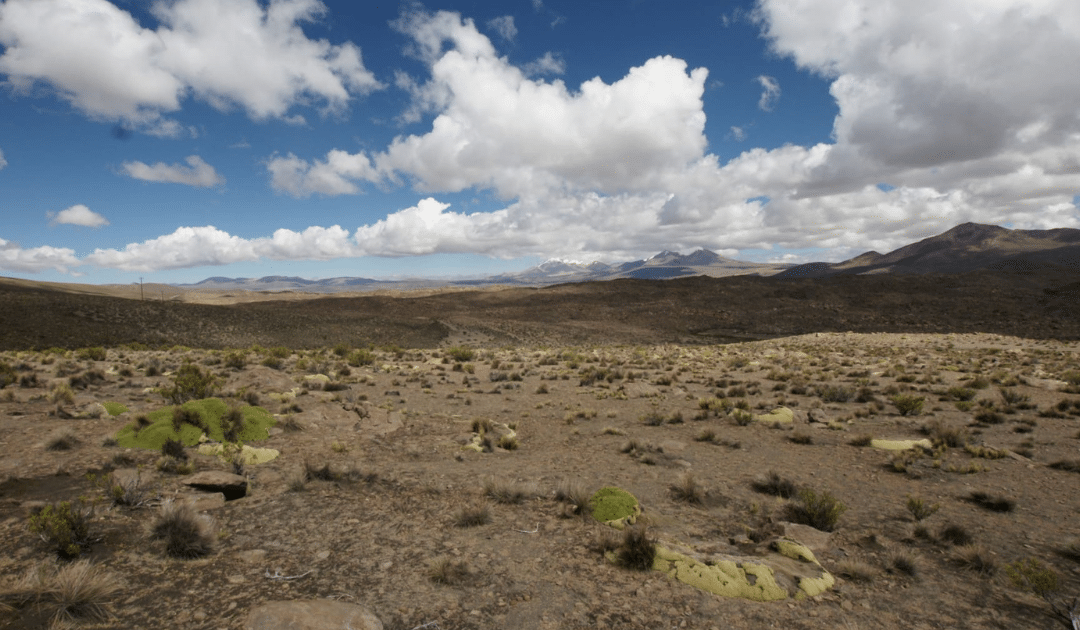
[
  {"x1": 28, "y1": 501, "x2": 93, "y2": 558},
  {"x1": 616, "y1": 525, "x2": 657, "y2": 571},
  {"x1": 731, "y1": 409, "x2": 753, "y2": 426},
  {"x1": 924, "y1": 420, "x2": 968, "y2": 448},
  {"x1": 454, "y1": 502, "x2": 491, "y2": 527},
  {"x1": 751, "y1": 471, "x2": 798, "y2": 498},
  {"x1": 938, "y1": 523, "x2": 973, "y2": 546},
  {"x1": 834, "y1": 559, "x2": 877, "y2": 583},
  {"x1": 347, "y1": 349, "x2": 375, "y2": 367},
  {"x1": 446, "y1": 346, "x2": 476, "y2": 363},
  {"x1": 789, "y1": 433, "x2": 813, "y2": 445},
  {"x1": 952, "y1": 544, "x2": 998, "y2": 576},
  {"x1": 669, "y1": 472, "x2": 704, "y2": 504},
  {"x1": 890, "y1": 394, "x2": 924, "y2": 416},
  {"x1": 1049, "y1": 460, "x2": 1080, "y2": 473},
  {"x1": 785, "y1": 488, "x2": 847, "y2": 532},
  {"x1": 889, "y1": 549, "x2": 919, "y2": 577},
  {"x1": 905, "y1": 496, "x2": 940, "y2": 521},
  {"x1": 160, "y1": 363, "x2": 220, "y2": 405},
  {"x1": 76, "y1": 347, "x2": 107, "y2": 361},
  {"x1": 428, "y1": 557, "x2": 470, "y2": 585},
  {"x1": 2, "y1": 560, "x2": 119, "y2": 624},
  {"x1": 151, "y1": 501, "x2": 215, "y2": 558},
  {"x1": 819, "y1": 385, "x2": 853, "y2": 403},
  {"x1": 999, "y1": 387, "x2": 1031, "y2": 408},
  {"x1": 160, "y1": 438, "x2": 187, "y2": 461},
  {"x1": 497, "y1": 434, "x2": 519, "y2": 450},
  {"x1": 849, "y1": 434, "x2": 873, "y2": 447},
  {"x1": 1005, "y1": 557, "x2": 1080, "y2": 627},
  {"x1": 483, "y1": 478, "x2": 532, "y2": 504},
  {"x1": 49, "y1": 383, "x2": 76, "y2": 406},
  {"x1": 45, "y1": 429, "x2": 79, "y2": 451},
  {"x1": 966, "y1": 491, "x2": 1015, "y2": 513},
  {"x1": 223, "y1": 351, "x2": 247, "y2": 369},
  {"x1": 946, "y1": 386, "x2": 976, "y2": 401},
  {"x1": 553, "y1": 480, "x2": 591, "y2": 517}
]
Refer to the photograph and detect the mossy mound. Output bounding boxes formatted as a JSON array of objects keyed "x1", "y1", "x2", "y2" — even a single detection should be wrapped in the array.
[
  {"x1": 871, "y1": 438, "x2": 933, "y2": 451},
  {"x1": 114, "y1": 398, "x2": 275, "y2": 450},
  {"x1": 651, "y1": 539, "x2": 835, "y2": 602},
  {"x1": 653, "y1": 546, "x2": 788, "y2": 601},
  {"x1": 754, "y1": 407, "x2": 794, "y2": 423},
  {"x1": 102, "y1": 402, "x2": 128, "y2": 416},
  {"x1": 590, "y1": 487, "x2": 641, "y2": 526}
]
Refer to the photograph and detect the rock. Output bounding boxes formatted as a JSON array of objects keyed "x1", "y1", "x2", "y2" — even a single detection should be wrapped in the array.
[
  {"x1": 183, "y1": 471, "x2": 248, "y2": 500},
  {"x1": 780, "y1": 523, "x2": 833, "y2": 554},
  {"x1": 237, "y1": 549, "x2": 268, "y2": 563},
  {"x1": 658, "y1": 440, "x2": 687, "y2": 454},
  {"x1": 243, "y1": 600, "x2": 383, "y2": 630},
  {"x1": 184, "y1": 492, "x2": 226, "y2": 511}
]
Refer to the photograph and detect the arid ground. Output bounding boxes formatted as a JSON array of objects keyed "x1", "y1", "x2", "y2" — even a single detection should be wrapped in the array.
[{"x1": 1, "y1": 273, "x2": 1079, "y2": 629}]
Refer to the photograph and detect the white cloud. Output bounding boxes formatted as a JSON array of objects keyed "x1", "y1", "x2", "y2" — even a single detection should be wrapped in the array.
[
  {"x1": 532, "y1": 0, "x2": 544, "y2": 11},
  {"x1": 121, "y1": 155, "x2": 225, "y2": 187},
  {"x1": 0, "y1": 237, "x2": 80, "y2": 273},
  {"x1": 48, "y1": 204, "x2": 109, "y2": 228},
  {"x1": 486, "y1": 15, "x2": 516, "y2": 41},
  {"x1": 522, "y1": 52, "x2": 565, "y2": 76},
  {"x1": 730, "y1": 126, "x2": 747, "y2": 141},
  {"x1": 0, "y1": 0, "x2": 381, "y2": 130},
  {"x1": 267, "y1": 150, "x2": 378, "y2": 197},
  {"x1": 0, "y1": 148, "x2": 6, "y2": 169},
  {"x1": 756, "y1": 75, "x2": 780, "y2": 111}
]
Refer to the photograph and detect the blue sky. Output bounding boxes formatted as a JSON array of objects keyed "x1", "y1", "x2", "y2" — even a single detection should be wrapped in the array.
[{"x1": 1, "y1": 0, "x2": 1078, "y2": 284}]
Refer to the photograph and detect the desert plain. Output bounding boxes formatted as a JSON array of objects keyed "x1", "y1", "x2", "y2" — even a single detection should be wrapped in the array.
[{"x1": 0, "y1": 271, "x2": 1078, "y2": 630}]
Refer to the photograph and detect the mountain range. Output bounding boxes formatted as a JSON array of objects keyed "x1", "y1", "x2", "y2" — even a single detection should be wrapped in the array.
[{"x1": 179, "y1": 222, "x2": 1080, "y2": 293}]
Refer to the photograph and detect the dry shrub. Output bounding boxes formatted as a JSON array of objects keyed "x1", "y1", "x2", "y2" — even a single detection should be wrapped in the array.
[
  {"x1": 428, "y1": 557, "x2": 469, "y2": 585},
  {"x1": 750, "y1": 471, "x2": 798, "y2": 499},
  {"x1": 952, "y1": 544, "x2": 998, "y2": 576},
  {"x1": 669, "y1": 472, "x2": 705, "y2": 504},
  {"x1": 483, "y1": 477, "x2": 533, "y2": 504},
  {"x1": 888, "y1": 548, "x2": 919, "y2": 577},
  {"x1": 785, "y1": 488, "x2": 847, "y2": 532},
  {"x1": 616, "y1": 525, "x2": 657, "y2": 571},
  {"x1": 45, "y1": 429, "x2": 79, "y2": 452},
  {"x1": 454, "y1": 502, "x2": 491, "y2": 528},
  {"x1": 554, "y1": 479, "x2": 591, "y2": 517},
  {"x1": 151, "y1": 501, "x2": 215, "y2": 558},
  {"x1": 0, "y1": 560, "x2": 119, "y2": 625},
  {"x1": 967, "y1": 491, "x2": 1015, "y2": 513},
  {"x1": 834, "y1": 559, "x2": 877, "y2": 583}
]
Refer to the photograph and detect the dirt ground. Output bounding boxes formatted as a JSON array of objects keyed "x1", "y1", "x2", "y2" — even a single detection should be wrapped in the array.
[{"x1": 1, "y1": 330, "x2": 1079, "y2": 629}]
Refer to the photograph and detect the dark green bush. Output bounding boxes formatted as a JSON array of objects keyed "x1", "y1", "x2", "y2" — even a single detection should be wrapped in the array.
[
  {"x1": 159, "y1": 363, "x2": 220, "y2": 405},
  {"x1": 28, "y1": 501, "x2": 93, "y2": 558}
]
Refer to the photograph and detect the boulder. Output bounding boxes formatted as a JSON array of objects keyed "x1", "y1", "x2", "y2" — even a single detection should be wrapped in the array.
[
  {"x1": 243, "y1": 600, "x2": 383, "y2": 630},
  {"x1": 183, "y1": 470, "x2": 248, "y2": 500}
]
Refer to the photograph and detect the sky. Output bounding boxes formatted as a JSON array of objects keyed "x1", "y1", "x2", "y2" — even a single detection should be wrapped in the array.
[{"x1": 1, "y1": 0, "x2": 1079, "y2": 284}]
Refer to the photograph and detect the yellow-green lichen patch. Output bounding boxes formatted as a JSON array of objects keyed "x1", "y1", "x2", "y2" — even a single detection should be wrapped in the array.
[
  {"x1": 102, "y1": 401, "x2": 128, "y2": 416},
  {"x1": 197, "y1": 442, "x2": 279, "y2": 464},
  {"x1": 871, "y1": 438, "x2": 933, "y2": 451},
  {"x1": 796, "y1": 571, "x2": 835, "y2": 598},
  {"x1": 754, "y1": 407, "x2": 794, "y2": 424},
  {"x1": 773, "y1": 538, "x2": 817, "y2": 564},
  {"x1": 653, "y1": 546, "x2": 788, "y2": 602},
  {"x1": 590, "y1": 487, "x2": 641, "y2": 526},
  {"x1": 113, "y1": 398, "x2": 276, "y2": 450}
]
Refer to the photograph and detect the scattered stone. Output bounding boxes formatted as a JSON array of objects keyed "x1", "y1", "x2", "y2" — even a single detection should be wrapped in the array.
[
  {"x1": 243, "y1": 600, "x2": 383, "y2": 630},
  {"x1": 183, "y1": 470, "x2": 248, "y2": 500}
]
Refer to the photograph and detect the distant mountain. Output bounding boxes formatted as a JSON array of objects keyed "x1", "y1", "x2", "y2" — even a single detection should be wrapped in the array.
[
  {"x1": 183, "y1": 249, "x2": 793, "y2": 292},
  {"x1": 488, "y1": 249, "x2": 792, "y2": 285},
  {"x1": 777, "y1": 222, "x2": 1080, "y2": 279}
]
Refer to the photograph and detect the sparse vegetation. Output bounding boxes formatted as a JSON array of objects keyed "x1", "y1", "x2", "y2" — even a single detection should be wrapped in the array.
[
  {"x1": 454, "y1": 502, "x2": 491, "y2": 527},
  {"x1": 28, "y1": 501, "x2": 94, "y2": 559},
  {"x1": 615, "y1": 525, "x2": 657, "y2": 571},
  {"x1": 751, "y1": 471, "x2": 798, "y2": 499},
  {"x1": 785, "y1": 488, "x2": 847, "y2": 532},
  {"x1": 890, "y1": 394, "x2": 925, "y2": 416},
  {"x1": 966, "y1": 491, "x2": 1015, "y2": 513},
  {"x1": 669, "y1": 472, "x2": 704, "y2": 504},
  {"x1": 905, "y1": 496, "x2": 940, "y2": 521}
]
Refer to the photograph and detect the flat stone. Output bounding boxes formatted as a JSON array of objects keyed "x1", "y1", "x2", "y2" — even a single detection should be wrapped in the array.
[
  {"x1": 243, "y1": 600, "x2": 383, "y2": 630},
  {"x1": 781, "y1": 522, "x2": 833, "y2": 553},
  {"x1": 183, "y1": 470, "x2": 248, "y2": 500}
]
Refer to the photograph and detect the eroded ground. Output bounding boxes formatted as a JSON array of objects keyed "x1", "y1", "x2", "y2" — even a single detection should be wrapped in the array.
[{"x1": 1, "y1": 332, "x2": 1079, "y2": 629}]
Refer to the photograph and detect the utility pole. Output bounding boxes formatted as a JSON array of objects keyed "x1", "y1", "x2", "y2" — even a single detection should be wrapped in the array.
[{"x1": 139, "y1": 277, "x2": 144, "y2": 301}]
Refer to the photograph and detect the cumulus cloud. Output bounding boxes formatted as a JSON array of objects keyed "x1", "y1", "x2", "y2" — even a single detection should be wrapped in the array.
[
  {"x1": 121, "y1": 155, "x2": 225, "y2": 187},
  {"x1": 0, "y1": 238, "x2": 80, "y2": 273},
  {"x1": 756, "y1": 75, "x2": 780, "y2": 111},
  {"x1": 486, "y1": 15, "x2": 516, "y2": 41},
  {"x1": 0, "y1": 0, "x2": 381, "y2": 130},
  {"x1": 267, "y1": 151, "x2": 378, "y2": 197},
  {"x1": 48, "y1": 204, "x2": 109, "y2": 228},
  {"x1": 272, "y1": 10, "x2": 708, "y2": 199}
]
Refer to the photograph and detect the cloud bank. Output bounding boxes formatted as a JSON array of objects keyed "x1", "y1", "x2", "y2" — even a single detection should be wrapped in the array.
[{"x1": 0, "y1": 0, "x2": 381, "y2": 132}]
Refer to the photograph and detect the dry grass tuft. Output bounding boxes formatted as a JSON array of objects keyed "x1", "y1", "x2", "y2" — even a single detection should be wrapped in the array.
[
  {"x1": 454, "y1": 502, "x2": 491, "y2": 527},
  {"x1": 951, "y1": 544, "x2": 998, "y2": 576},
  {"x1": 150, "y1": 500, "x2": 215, "y2": 558},
  {"x1": 966, "y1": 491, "x2": 1015, "y2": 513},
  {"x1": 427, "y1": 557, "x2": 470, "y2": 585},
  {"x1": 553, "y1": 479, "x2": 591, "y2": 517},
  {"x1": 888, "y1": 548, "x2": 919, "y2": 577},
  {"x1": 45, "y1": 429, "x2": 79, "y2": 451},
  {"x1": 834, "y1": 559, "x2": 877, "y2": 583},
  {"x1": 483, "y1": 477, "x2": 534, "y2": 504},
  {"x1": 616, "y1": 525, "x2": 657, "y2": 571},
  {"x1": 669, "y1": 472, "x2": 705, "y2": 504},
  {"x1": 0, "y1": 560, "x2": 119, "y2": 624},
  {"x1": 750, "y1": 471, "x2": 798, "y2": 499}
]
